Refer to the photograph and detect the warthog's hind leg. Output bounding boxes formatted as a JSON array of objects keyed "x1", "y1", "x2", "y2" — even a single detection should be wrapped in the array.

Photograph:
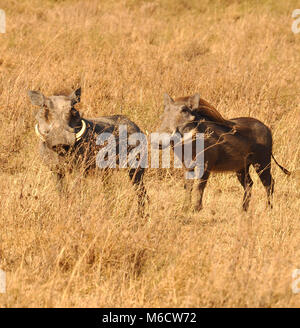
[
  {"x1": 129, "y1": 167, "x2": 148, "y2": 215},
  {"x1": 254, "y1": 162, "x2": 274, "y2": 209},
  {"x1": 236, "y1": 164, "x2": 253, "y2": 211},
  {"x1": 183, "y1": 172, "x2": 194, "y2": 211}
]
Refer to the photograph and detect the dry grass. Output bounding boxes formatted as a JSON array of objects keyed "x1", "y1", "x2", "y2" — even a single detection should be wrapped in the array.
[{"x1": 0, "y1": 0, "x2": 299, "y2": 307}]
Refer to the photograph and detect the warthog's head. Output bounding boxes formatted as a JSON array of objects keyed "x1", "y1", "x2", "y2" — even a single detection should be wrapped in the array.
[
  {"x1": 28, "y1": 88, "x2": 86, "y2": 153},
  {"x1": 158, "y1": 93, "x2": 198, "y2": 134},
  {"x1": 153, "y1": 93, "x2": 199, "y2": 150}
]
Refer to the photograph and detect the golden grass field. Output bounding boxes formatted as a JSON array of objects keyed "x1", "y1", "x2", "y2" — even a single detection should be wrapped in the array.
[{"x1": 0, "y1": 0, "x2": 299, "y2": 307}]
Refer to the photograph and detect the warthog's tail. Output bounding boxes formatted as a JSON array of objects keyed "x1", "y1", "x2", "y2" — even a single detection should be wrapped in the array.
[{"x1": 271, "y1": 153, "x2": 291, "y2": 175}]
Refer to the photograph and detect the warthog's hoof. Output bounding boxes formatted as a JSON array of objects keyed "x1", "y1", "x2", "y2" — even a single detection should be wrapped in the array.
[
  {"x1": 194, "y1": 204, "x2": 203, "y2": 212},
  {"x1": 182, "y1": 204, "x2": 191, "y2": 212}
]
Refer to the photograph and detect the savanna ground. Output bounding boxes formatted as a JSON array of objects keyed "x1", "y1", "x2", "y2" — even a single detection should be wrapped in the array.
[{"x1": 0, "y1": 0, "x2": 299, "y2": 307}]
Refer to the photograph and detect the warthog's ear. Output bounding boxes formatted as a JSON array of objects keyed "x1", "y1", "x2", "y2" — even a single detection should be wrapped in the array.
[
  {"x1": 189, "y1": 93, "x2": 200, "y2": 109},
  {"x1": 69, "y1": 87, "x2": 81, "y2": 105},
  {"x1": 28, "y1": 91, "x2": 45, "y2": 107},
  {"x1": 163, "y1": 93, "x2": 174, "y2": 108}
]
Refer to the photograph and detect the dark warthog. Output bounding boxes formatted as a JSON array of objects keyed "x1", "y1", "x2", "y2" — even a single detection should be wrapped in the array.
[
  {"x1": 158, "y1": 93, "x2": 290, "y2": 211},
  {"x1": 28, "y1": 88, "x2": 147, "y2": 212}
]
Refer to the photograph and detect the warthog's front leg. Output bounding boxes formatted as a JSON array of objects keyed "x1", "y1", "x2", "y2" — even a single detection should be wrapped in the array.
[
  {"x1": 236, "y1": 165, "x2": 253, "y2": 211},
  {"x1": 52, "y1": 171, "x2": 66, "y2": 193},
  {"x1": 129, "y1": 167, "x2": 148, "y2": 215},
  {"x1": 194, "y1": 170, "x2": 210, "y2": 211},
  {"x1": 183, "y1": 174, "x2": 194, "y2": 211}
]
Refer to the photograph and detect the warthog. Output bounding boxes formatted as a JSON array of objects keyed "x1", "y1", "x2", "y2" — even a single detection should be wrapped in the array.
[
  {"x1": 28, "y1": 88, "x2": 147, "y2": 212},
  {"x1": 158, "y1": 93, "x2": 290, "y2": 211}
]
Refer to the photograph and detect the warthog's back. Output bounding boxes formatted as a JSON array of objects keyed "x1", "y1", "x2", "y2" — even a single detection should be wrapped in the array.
[
  {"x1": 229, "y1": 117, "x2": 272, "y2": 149},
  {"x1": 197, "y1": 116, "x2": 273, "y2": 172},
  {"x1": 88, "y1": 115, "x2": 142, "y2": 135}
]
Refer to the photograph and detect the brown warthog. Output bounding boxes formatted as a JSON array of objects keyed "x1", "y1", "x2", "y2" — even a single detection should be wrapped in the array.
[
  {"x1": 28, "y1": 88, "x2": 147, "y2": 212},
  {"x1": 158, "y1": 93, "x2": 290, "y2": 211}
]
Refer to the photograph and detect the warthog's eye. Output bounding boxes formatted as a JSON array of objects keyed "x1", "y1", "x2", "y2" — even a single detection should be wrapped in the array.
[{"x1": 181, "y1": 106, "x2": 190, "y2": 114}]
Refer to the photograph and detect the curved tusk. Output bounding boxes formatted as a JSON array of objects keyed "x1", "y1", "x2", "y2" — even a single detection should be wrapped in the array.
[
  {"x1": 171, "y1": 130, "x2": 177, "y2": 137},
  {"x1": 75, "y1": 119, "x2": 87, "y2": 141},
  {"x1": 35, "y1": 124, "x2": 46, "y2": 142}
]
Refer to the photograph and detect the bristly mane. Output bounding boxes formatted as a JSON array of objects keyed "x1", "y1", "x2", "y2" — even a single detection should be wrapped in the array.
[
  {"x1": 52, "y1": 89, "x2": 73, "y2": 97},
  {"x1": 174, "y1": 96, "x2": 230, "y2": 124},
  {"x1": 175, "y1": 96, "x2": 250, "y2": 134}
]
